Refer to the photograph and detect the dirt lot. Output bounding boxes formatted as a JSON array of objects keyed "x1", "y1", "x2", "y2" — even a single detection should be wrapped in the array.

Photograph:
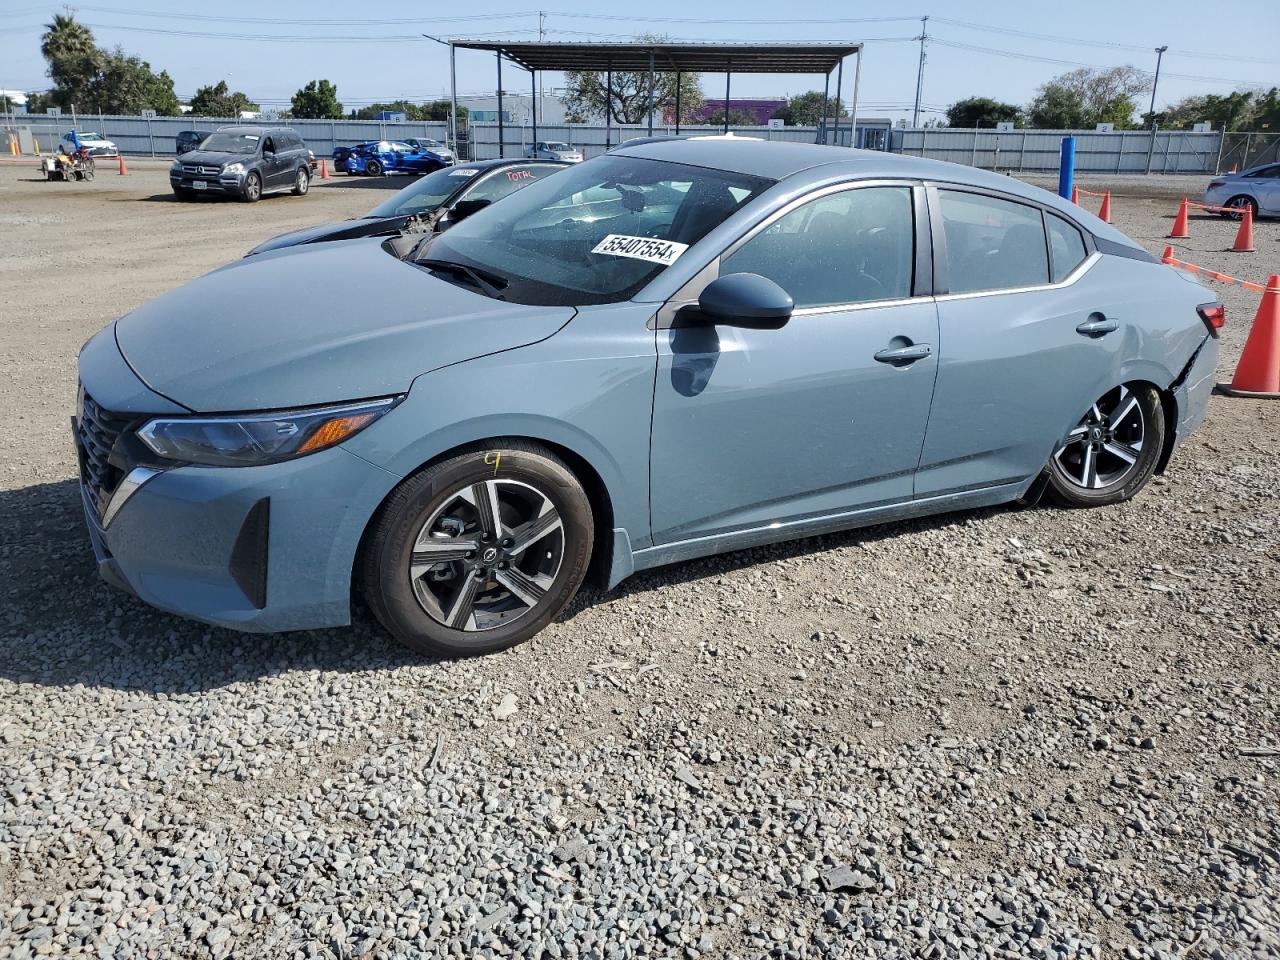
[{"x1": 0, "y1": 159, "x2": 1277, "y2": 960}]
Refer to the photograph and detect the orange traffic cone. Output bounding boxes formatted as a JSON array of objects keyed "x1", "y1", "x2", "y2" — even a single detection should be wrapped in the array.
[
  {"x1": 1071, "y1": 185, "x2": 1079, "y2": 205},
  {"x1": 1097, "y1": 191, "x2": 1112, "y2": 223},
  {"x1": 1230, "y1": 206, "x2": 1255, "y2": 252},
  {"x1": 117, "y1": 154, "x2": 128, "y2": 175},
  {"x1": 1219, "y1": 276, "x2": 1280, "y2": 398},
  {"x1": 1169, "y1": 198, "x2": 1190, "y2": 239},
  {"x1": 320, "y1": 159, "x2": 329, "y2": 179},
  {"x1": 1229, "y1": 163, "x2": 1238, "y2": 174}
]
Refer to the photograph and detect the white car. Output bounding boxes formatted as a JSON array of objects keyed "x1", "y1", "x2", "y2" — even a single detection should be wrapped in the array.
[
  {"x1": 60, "y1": 131, "x2": 118, "y2": 158},
  {"x1": 524, "y1": 140, "x2": 583, "y2": 163}
]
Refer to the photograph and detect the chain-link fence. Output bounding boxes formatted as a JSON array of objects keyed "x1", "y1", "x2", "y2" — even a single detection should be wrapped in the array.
[{"x1": 1217, "y1": 133, "x2": 1280, "y2": 173}]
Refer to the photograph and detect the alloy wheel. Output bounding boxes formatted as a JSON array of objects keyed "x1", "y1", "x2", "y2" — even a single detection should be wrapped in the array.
[
  {"x1": 409, "y1": 479, "x2": 564, "y2": 632},
  {"x1": 1053, "y1": 385, "x2": 1146, "y2": 490}
]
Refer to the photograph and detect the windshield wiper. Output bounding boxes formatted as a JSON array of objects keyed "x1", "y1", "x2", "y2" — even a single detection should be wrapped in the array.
[{"x1": 417, "y1": 258, "x2": 508, "y2": 299}]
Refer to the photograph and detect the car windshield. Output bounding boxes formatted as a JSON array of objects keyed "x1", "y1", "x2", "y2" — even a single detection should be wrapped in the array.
[
  {"x1": 544, "y1": 142, "x2": 571, "y2": 151},
  {"x1": 420, "y1": 155, "x2": 773, "y2": 306},
  {"x1": 79, "y1": 132, "x2": 103, "y2": 140},
  {"x1": 200, "y1": 132, "x2": 260, "y2": 155},
  {"x1": 366, "y1": 166, "x2": 474, "y2": 217},
  {"x1": 419, "y1": 139, "x2": 441, "y2": 148}
]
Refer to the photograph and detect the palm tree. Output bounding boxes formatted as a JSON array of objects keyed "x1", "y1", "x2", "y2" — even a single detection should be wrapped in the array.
[{"x1": 41, "y1": 14, "x2": 96, "y2": 65}]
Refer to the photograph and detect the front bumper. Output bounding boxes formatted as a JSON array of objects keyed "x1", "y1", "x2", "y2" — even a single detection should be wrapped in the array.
[
  {"x1": 75, "y1": 443, "x2": 401, "y2": 633},
  {"x1": 170, "y1": 172, "x2": 245, "y2": 196}
]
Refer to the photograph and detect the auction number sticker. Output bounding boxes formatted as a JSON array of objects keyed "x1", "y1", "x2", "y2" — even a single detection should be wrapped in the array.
[{"x1": 591, "y1": 234, "x2": 688, "y2": 266}]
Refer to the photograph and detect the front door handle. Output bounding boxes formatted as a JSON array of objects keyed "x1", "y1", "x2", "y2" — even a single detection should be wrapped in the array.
[
  {"x1": 874, "y1": 342, "x2": 933, "y2": 366},
  {"x1": 1076, "y1": 314, "x2": 1118, "y2": 337}
]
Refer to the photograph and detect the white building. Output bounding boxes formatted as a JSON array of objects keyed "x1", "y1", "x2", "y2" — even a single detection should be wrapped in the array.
[{"x1": 458, "y1": 92, "x2": 567, "y2": 126}]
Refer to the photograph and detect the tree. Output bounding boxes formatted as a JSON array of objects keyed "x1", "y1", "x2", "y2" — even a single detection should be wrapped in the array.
[
  {"x1": 37, "y1": 15, "x2": 179, "y2": 115},
  {"x1": 1027, "y1": 66, "x2": 1149, "y2": 129},
  {"x1": 770, "y1": 92, "x2": 845, "y2": 126},
  {"x1": 189, "y1": 81, "x2": 259, "y2": 118},
  {"x1": 946, "y1": 96, "x2": 1021, "y2": 128},
  {"x1": 291, "y1": 79, "x2": 343, "y2": 119},
  {"x1": 562, "y1": 34, "x2": 704, "y2": 124}
]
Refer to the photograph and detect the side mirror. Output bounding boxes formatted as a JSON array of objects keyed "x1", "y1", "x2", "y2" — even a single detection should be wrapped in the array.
[
  {"x1": 447, "y1": 197, "x2": 492, "y2": 224},
  {"x1": 692, "y1": 273, "x2": 793, "y2": 329}
]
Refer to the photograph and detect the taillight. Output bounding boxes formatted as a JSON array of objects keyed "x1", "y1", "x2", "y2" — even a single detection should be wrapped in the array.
[
  {"x1": 1207, "y1": 180, "x2": 1225, "y2": 190},
  {"x1": 1197, "y1": 302, "x2": 1225, "y2": 338}
]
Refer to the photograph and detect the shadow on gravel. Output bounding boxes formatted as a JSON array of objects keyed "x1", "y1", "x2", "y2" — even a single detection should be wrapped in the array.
[{"x1": 0, "y1": 478, "x2": 1005, "y2": 693}]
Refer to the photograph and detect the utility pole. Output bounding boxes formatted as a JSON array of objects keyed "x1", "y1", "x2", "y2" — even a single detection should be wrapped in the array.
[
  {"x1": 912, "y1": 15, "x2": 929, "y2": 129},
  {"x1": 1144, "y1": 45, "x2": 1168, "y2": 174},
  {"x1": 537, "y1": 11, "x2": 545, "y2": 126}
]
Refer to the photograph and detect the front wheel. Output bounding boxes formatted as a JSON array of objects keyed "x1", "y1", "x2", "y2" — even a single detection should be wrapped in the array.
[
  {"x1": 1045, "y1": 383, "x2": 1164, "y2": 507},
  {"x1": 365, "y1": 159, "x2": 383, "y2": 177},
  {"x1": 241, "y1": 171, "x2": 262, "y2": 202},
  {"x1": 292, "y1": 167, "x2": 310, "y2": 196},
  {"x1": 360, "y1": 443, "x2": 594, "y2": 656}
]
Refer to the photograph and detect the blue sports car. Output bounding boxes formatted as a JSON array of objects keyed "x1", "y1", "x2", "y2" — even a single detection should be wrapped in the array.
[
  {"x1": 345, "y1": 140, "x2": 448, "y2": 177},
  {"x1": 332, "y1": 142, "x2": 375, "y2": 170}
]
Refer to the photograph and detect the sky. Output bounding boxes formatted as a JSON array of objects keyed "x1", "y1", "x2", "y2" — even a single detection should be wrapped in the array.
[{"x1": 1, "y1": 0, "x2": 1278, "y2": 124}]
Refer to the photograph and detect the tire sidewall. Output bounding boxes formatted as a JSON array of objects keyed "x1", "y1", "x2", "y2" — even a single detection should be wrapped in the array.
[
  {"x1": 367, "y1": 160, "x2": 382, "y2": 177},
  {"x1": 367, "y1": 447, "x2": 593, "y2": 655},
  {"x1": 293, "y1": 167, "x2": 310, "y2": 195},
  {"x1": 1047, "y1": 384, "x2": 1165, "y2": 507},
  {"x1": 243, "y1": 172, "x2": 262, "y2": 202}
]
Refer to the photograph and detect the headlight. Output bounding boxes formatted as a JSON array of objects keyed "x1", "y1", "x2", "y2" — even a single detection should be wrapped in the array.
[
  {"x1": 170, "y1": 159, "x2": 182, "y2": 171},
  {"x1": 136, "y1": 397, "x2": 400, "y2": 467},
  {"x1": 223, "y1": 162, "x2": 246, "y2": 175}
]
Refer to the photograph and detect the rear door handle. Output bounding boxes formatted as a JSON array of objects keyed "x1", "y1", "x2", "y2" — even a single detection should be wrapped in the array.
[
  {"x1": 874, "y1": 342, "x2": 933, "y2": 366},
  {"x1": 1076, "y1": 314, "x2": 1118, "y2": 337}
]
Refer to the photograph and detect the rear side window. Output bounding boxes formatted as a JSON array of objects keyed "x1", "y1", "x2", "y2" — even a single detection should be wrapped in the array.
[
  {"x1": 939, "y1": 190, "x2": 1048, "y2": 294},
  {"x1": 723, "y1": 186, "x2": 914, "y2": 308},
  {"x1": 1046, "y1": 213, "x2": 1088, "y2": 282}
]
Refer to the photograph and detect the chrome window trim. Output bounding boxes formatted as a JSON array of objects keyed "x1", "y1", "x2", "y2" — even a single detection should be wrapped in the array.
[
  {"x1": 932, "y1": 250, "x2": 1100, "y2": 303},
  {"x1": 791, "y1": 295, "x2": 923, "y2": 318}
]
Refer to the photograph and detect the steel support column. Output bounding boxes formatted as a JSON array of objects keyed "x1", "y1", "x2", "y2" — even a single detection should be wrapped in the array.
[
  {"x1": 605, "y1": 66, "x2": 612, "y2": 148},
  {"x1": 646, "y1": 51, "x2": 655, "y2": 136},
  {"x1": 449, "y1": 42, "x2": 458, "y2": 154},
  {"x1": 496, "y1": 52, "x2": 505, "y2": 159},
  {"x1": 849, "y1": 48, "x2": 861, "y2": 148},
  {"x1": 531, "y1": 68, "x2": 538, "y2": 151},
  {"x1": 724, "y1": 61, "x2": 732, "y2": 135},
  {"x1": 819, "y1": 72, "x2": 830, "y2": 145},
  {"x1": 675, "y1": 71, "x2": 682, "y2": 135},
  {"x1": 833, "y1": 59, "x2": 843, "y2": 146}
]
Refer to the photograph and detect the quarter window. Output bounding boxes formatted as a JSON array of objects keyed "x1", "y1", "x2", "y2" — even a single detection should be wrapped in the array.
[
  {"x1": 1046, "y1": 213, "x2": 1088, "y2": 282},
  {"x1": 722, "y1": 186, "x2": 914, "y2": 308},
  {"x1": 938, "y1": 190, "x2": 1049, "y2": 294}
]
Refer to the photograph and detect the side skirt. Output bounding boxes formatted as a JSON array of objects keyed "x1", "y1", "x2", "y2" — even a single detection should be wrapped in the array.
[{"x1": 623, "y1": 480, "x2": 1029, "y2": 580}]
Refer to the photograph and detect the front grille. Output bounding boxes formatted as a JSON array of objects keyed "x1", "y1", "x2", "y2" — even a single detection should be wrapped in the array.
[
  {"x1": 76, "y1": 389, "x2": 131, "y2": 519},
  {"x1": 182, "y1": 163, "x2": 220, "y2": 176}
]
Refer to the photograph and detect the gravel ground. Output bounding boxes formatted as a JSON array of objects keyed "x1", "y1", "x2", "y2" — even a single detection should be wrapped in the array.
[{"x1": 0, "y1": 159, "x2": 1277, "y2": 960}]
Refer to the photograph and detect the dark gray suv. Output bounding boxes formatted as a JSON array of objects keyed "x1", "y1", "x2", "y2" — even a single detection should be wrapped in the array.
[{"x1": 169, "y1": 126, "x2": 312, "y2": 202}]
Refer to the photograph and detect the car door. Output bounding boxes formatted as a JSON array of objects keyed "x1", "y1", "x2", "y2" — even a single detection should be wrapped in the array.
[
  {"x1": 649, "y1": 181, "x2": 939, "y2": 545},
  {"x1": 260, "y1": 135, "x2": 284, "y2": 187},
  {"x1": 914, "y1": 186, "x2": 1123, "y2": 498}
]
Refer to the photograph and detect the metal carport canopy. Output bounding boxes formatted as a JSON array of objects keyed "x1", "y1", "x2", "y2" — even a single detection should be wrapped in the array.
[
  {"x1": 445, "y1": 40, "x2": 864, "y2": 153},
  {"x1": 450, "y1": 40, "x2": 861, "y2": 74}
]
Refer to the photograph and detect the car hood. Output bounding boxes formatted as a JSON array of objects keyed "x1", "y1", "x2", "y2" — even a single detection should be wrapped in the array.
[
  {"x1": 245, "y1": 215, "x2": 411, "y2": 255},
  {"x1": 178, "y1": 149, "x2": 251, "y2": 166},
  {"x1": 114, "y1": 239, "x2": 575, "y2": 412}
]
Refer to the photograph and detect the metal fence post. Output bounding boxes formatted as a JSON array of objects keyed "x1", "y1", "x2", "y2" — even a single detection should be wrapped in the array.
[{"x1": 1058, "y1": 136, "x2": 1076, "y2": 200}]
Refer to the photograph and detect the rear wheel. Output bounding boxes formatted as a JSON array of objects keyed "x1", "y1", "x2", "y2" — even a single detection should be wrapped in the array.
[
  {"x1": 1223, "y1": 195, "x2": 1257, "y2": 220},
  {"x1": 292, "y1": 167, "x2": 310, "y2": 196},
  {"x1": 1045, "y1": 383, "x2": 1164, "y2": 507},
  {"x1": 361, "y1": 443, "x2": 593, "y2": 656},
  {"x1": 366, "y1": 159, "x2": 383, "y2": 177}
]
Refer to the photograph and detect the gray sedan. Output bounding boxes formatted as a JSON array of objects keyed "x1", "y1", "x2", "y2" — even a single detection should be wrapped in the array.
[
  {"x1": 1203, "y1": 162, "x2": 1280, "y2": 218},
  {"x1": 74, "y1": 138, "x2": 1220, "y2": 656}
]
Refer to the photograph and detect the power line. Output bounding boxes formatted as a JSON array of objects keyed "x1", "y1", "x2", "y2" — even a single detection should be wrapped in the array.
[
  {"x1": 77, "y1": 22, "x2": 538, "y2": 42},
  {"x1": 65, "y1": 6, "x2": 536, "y2": 26}
]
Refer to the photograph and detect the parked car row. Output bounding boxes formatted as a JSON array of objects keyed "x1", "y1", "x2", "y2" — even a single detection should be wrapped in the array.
[{"x1": 333, "y1": 139, "x2": 455, "y2": 176}]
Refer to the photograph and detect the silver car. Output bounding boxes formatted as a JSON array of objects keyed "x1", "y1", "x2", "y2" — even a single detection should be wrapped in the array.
[
  {"x1": 525, "y1": 140, "x2": 583, "y2": 163},
  {"x1": 1203, "y1": 162, "x2": 1280, "y2": 218}
]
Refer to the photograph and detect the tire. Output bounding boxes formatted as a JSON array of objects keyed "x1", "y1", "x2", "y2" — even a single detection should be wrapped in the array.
[
  {"x1": 366, "y1": 159, "x2": 383, "y2": 177},
  {"x1": 360, "y1": 442, "x2": 593, "y2": 656},
  {"x1": 1044, "y1": 383, "x2": 1164, "y2": 507},
  {"x1": 292, "y1": 167, "x2": 310, "y2": 196},
  {"x1": 1222, "y1": 195, "x2": 1257, "y2": 220},
  {"x1": 242, "y1": 171, "x2": 262, "y2": 203}
]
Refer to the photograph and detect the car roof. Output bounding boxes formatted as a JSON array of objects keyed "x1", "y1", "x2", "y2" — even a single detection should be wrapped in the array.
[
  {"x1": 456, "y1": 158, "x2": 571, "y2": 171},
  {"x1": 611, "y1": 136, "x2": 1136, "y2": 244}
]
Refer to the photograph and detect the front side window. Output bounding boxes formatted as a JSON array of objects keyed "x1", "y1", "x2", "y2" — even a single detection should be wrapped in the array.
[
  {"x1": 420, "y1": 155, "x2": 773, "y2": 305},
  {"x1": 939, "y1": 190, "x2": 1049, "y2": 294},
  {"x1": 722, "y1": 186, "x2": 914, "y2": 309},
  {"x1": 1046, "y1": 213, "x2": 1088, "y2": 282},
  {"x1": 1245, "y1": 165, "x2": 1280, "y2": 179}
]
